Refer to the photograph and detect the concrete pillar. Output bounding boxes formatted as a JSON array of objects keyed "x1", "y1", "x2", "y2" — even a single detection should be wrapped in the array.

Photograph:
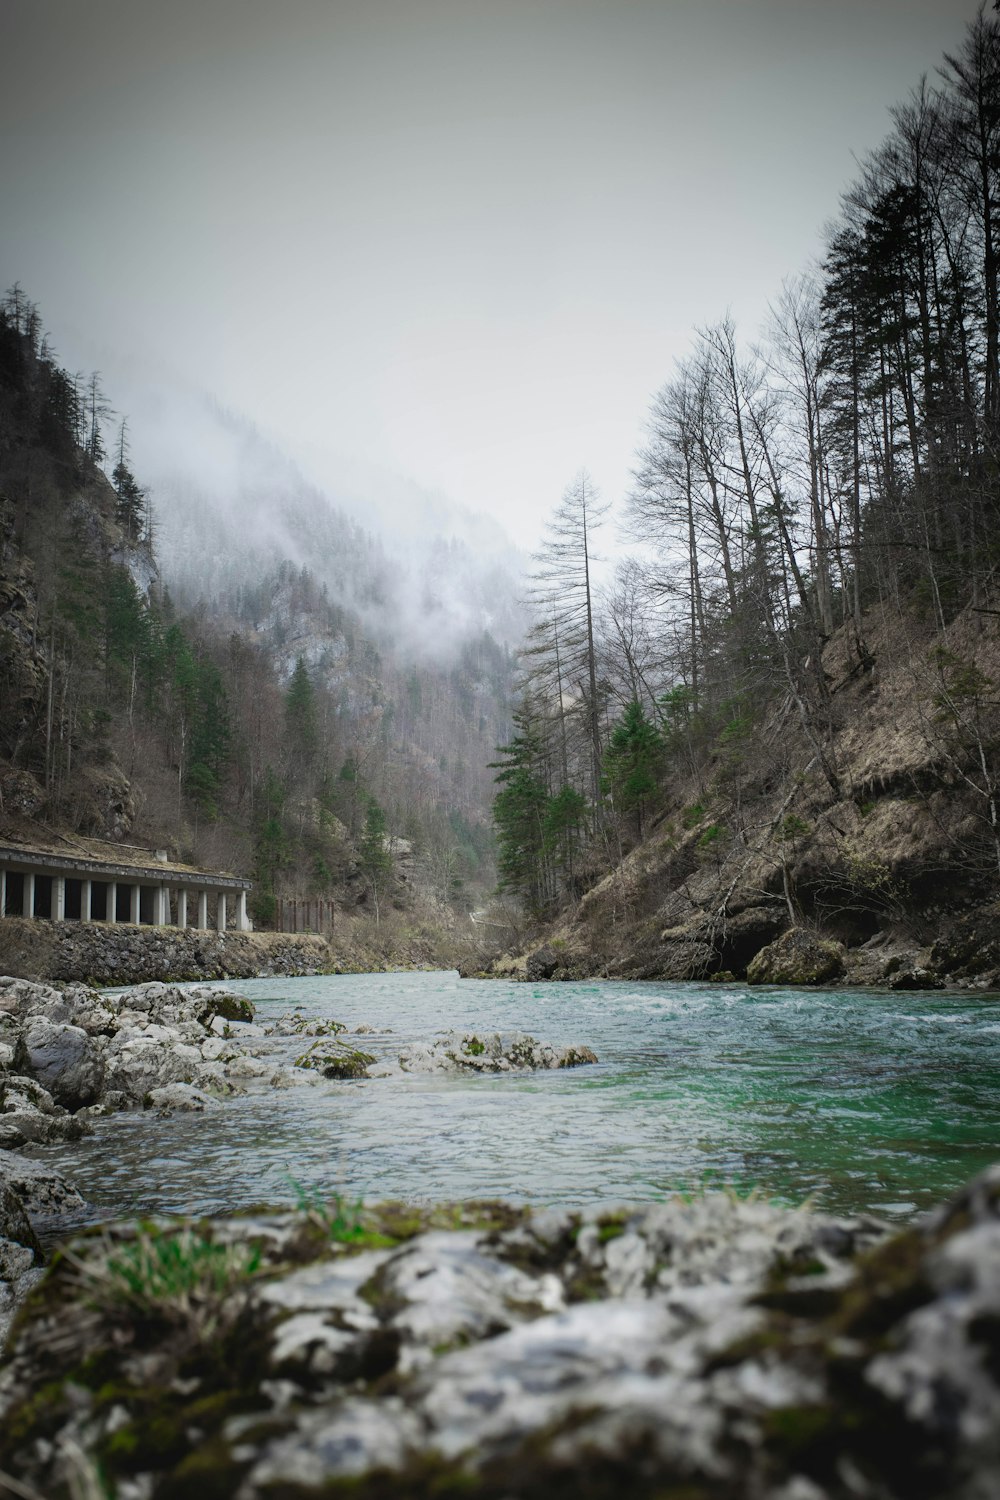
[
  {"x1": 197, "y1": 891, "x2": 208, "y2": 930},
  {"x1": 130, "y1": 884, "x2": 141, "y2": 925},
  {"x1": 0, "y1": 868, "x2": 5, "y2": 918},
  {"x1": 53, "y1": 877, "x2": 65, "y2": 923},
  {"x1": 158, "y1": 884, "x2": 169, "y2": 925},
  {"x1": 81, "y1": 879, "x2": 92, "y2": 922},
  {"x1": 107, "y1": 881, "x2": 117, "y2": 925},
  {"x1": 177, "y1": 888, "x2": 187, "y2": 929},
  {"x1": 23, "y1": 872, "x2": 35, "y2": 918},
  {"x1": 217, "y1": 891, "x2": 227, "y2": 933},
  {"x1": 236, "y1": 890, "x2": 248, "y2": 931}
]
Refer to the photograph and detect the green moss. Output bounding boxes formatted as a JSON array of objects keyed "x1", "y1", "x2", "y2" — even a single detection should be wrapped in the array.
[
  {"x1": 0, "y1": 1377, "x2": 77, "y2": 1453},
  {"x1": 596, "y1": 1216, "x2": 626, "y2": 1244},
  {"x1": 196, "y1": 993, "x2": 255, "y2": 1026},
  {"x1": 831, "y1": 1228, "x2": 932, "y2": 1340},
  {"x1": 764, "y1": 1403, "x2": 846, "y2": 1458},
  {"x1": 464, "y1": 1037, "x2": 486, "y2": 1056},
  {"x1": 157, "y1": 1437, "x2": 250, "y2": 1500}
]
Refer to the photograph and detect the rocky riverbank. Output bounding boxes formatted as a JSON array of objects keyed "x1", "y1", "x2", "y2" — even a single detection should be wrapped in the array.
[
  {"x1": 2, "y1": 1159, "x2": 1000, "y2": 1498},
  {"x1": 5, "y1": 976, "x2": 1000, "y2": 1497},
  {"x1": 468, "y1": 916, "x2": 1000, "y2": 993},
  {"x1": 0, "y1": 975, "x2": 599, "y2": 1342}
]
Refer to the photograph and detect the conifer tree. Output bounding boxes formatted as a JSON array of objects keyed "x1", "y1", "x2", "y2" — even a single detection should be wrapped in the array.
[
  {"x1": 359, "y1": 797, "x2": 392, "y2": 922},
  {"x1": 602, "y1": 699, "x2": 663, "y2": 838}
]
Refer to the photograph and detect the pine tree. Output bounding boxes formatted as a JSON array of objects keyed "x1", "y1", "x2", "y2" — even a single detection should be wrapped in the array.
[
  {"x1": 284, "y1": 656, "x2": 319, "y2": 782},
  {"x1": 602, "y1": 699, "x2": 664, "y2": 838},
  {"x1": 359, "y1": 797, "x2": 392, "y2": 922},
  {"x1": 112, "y1": 420, "x2": 147, "y2": 540},
  {"x1": 491, "y1": 704, "x2": 554, "y2": 912}
]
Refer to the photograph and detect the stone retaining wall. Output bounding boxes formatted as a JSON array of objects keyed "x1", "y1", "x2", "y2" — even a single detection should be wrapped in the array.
[{"x1": 0, "y1": 917, "x2": 332, "y2": 984}]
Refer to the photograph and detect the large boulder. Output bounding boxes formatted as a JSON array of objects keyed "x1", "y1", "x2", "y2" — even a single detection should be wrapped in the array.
[
  {"x1": 525, "y1": 945, "x2": 560, "y2": 981},
  {"x1": 23, "y1": 1018, "x2": 105, "y2": 1109},
  {"x1": 746, "y1": 925, "x2": 847, "y2": 986}
]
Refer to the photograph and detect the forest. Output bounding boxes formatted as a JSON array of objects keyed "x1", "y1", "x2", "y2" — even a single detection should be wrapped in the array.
[
  {"x1": 492, "y1": 10, "x2": 1000, "y2": 943},
  {"x1": 0, "y1": 294, "x2": 515, "y2": 945}
]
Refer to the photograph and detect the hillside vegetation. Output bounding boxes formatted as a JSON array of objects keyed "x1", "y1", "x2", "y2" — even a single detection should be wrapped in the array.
[{"x1": 478, "y1": 11, "x2": 1000, "y2": 988}]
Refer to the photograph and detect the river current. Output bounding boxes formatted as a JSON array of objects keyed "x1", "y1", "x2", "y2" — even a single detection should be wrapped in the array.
[{"x1": 41, "y1": 970, "x2": 1000, "y2": 1223}]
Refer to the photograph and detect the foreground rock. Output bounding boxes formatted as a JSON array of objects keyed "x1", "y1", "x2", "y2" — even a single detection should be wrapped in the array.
[
  {"x1": 4, "y1": 1169, "x2": 1000, "y2": 1497},
  {"x1": 0, "y1": 976, "x2": 285, "y2": 1341}
]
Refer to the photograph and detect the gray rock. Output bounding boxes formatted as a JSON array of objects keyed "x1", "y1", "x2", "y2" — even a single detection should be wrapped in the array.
[
  {"x1": 746, "y1": 927, "x2": 846, "y2": 986},
  {"x1": 393, "y1": 1031, "x2": 598, "y2": 1075},
  {"x1": 24, "y1": 1017, "x2": 105, "y2": 1109},
  {"x1": 0, "y1": 1181, "x2": 40, "y2": 1257},
  {"x1": 380, "y1": 1231, "x2": 564, "y2": 1358},
  {"x1": 525, "y1": 943, "x2": 560, "y2": 981},
  {"x1": 146, "y1": 1083, "x2": 219, "y2": 1113},
  {"x1": 0, "y1": 1148, "x2": 84, "y2": 1216},
  {"x1": 242, "y1": 1399, "x2": 423, "y2": 1490}
]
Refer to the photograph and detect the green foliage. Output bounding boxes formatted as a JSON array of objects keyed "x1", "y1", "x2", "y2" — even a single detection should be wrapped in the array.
[
  {"x1": 602, "y1": 699, "x2": 663, "y2": 835},
  {"x1": 69, "y1": 1221, "x2": 261, "y2": 1322},
  {"x1": 719, "y1": 710, "x2": 753, "y2": 747},
  {"x1": 252, "y1": 766, "x2": 291, "y2": 920},
  {"x1": 779, "y1": 814, "x2": 811, "y2": 841},
  {"x1": 288, "y1": 1180, "x2": 395, "y2": 1248},
  {"x1": 932, "y1": 647, "x2": 996, "y2": 724},
  {"x1": 360, "y1": 798, "x2": 391, "y2": 878},
  {"x1": 542, "y1": 782, "x2": 588, "y2": 878},
  {"x1": 659, "y1": 684, "x2": 694, "y2": 737},
  {"x1": 285, "y1": 656, "x2": 319, "y2": 774},
  {"x1": 682, "y1": 802, "x2": 706, "y2": 828},
  {"x1": 491, "y1": 709, "x2": 553, "y2": 911}
]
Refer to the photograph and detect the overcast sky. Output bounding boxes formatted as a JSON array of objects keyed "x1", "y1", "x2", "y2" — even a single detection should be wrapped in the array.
[{"x1": 0, "y1": 0, "x2": 986, "y2": 549}]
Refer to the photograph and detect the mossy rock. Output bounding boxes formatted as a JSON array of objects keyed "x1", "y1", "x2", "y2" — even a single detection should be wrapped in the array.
[
  {"x1": 746, "y1": 927, "x2": 846, "y2": 986},
  {"x1": 196, "y1": 993, "x2": 255, "y2": 1025},
  {"x1": 294, "y1": 1041, "x2": 376, "y2": 1079}
]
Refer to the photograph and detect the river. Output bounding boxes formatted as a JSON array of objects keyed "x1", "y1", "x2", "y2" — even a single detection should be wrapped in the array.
[{"x1": 40, "y1": 970, "x2": 1000, "y2": 1223}]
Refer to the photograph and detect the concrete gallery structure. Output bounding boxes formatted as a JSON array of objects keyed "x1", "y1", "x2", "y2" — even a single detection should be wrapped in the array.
[{"x1": 0, "y1": 841, "x2": 252, "y2": 932}]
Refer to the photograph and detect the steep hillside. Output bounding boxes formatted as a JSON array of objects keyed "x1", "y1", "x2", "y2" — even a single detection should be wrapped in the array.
[
  {"x1": 0, "y1": 290, "x2": 515, "y2": 950},
  {"x1": 471, "y1": 603, "x2": 1000, "y2": 989}
]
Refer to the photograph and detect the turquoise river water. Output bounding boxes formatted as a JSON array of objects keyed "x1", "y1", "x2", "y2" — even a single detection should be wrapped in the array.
[{"x1": 41, "y1": 970, "x2": 1000, "y2": 1223}]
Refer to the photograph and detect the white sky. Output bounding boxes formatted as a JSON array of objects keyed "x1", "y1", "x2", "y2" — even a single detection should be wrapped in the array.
[{"x1": 0, "y1": 0, "x2": 985, "y2": 550}]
